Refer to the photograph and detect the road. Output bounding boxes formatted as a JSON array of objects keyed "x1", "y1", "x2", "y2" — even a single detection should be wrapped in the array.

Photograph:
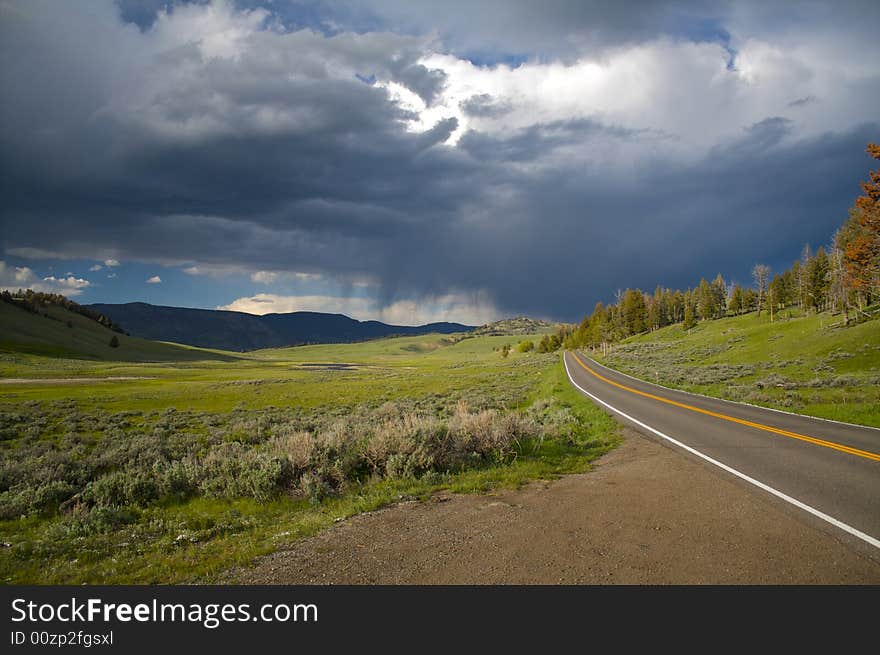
[{"x1": 563, "y1": 351, "x2": 880, "y2": 552}]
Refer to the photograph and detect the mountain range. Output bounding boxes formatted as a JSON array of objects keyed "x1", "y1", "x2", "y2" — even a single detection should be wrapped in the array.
[{"x1": 86, "y1": 302, "x2": 473, "y2": 351}]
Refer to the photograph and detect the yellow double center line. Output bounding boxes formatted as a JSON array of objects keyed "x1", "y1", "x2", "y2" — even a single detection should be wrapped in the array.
[{"x1": 570, "y1": 352, "x2": 880, "y2": 463}]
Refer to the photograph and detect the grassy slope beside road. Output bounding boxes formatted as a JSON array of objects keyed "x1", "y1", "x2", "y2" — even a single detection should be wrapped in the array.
[
  {"x1": 595, "y1": 308, "x2": 880, "y2": 427},
  {"x1": 0, "y1": 304, "x2": 618, "y2": 583}
]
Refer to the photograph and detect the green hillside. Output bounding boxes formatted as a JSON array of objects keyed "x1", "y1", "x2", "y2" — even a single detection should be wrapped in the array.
[
  {"x1": 595, "y1": 308, "x2": 880, "y2": 427},
  {"x1": 0, "y1": 298, "x2": 236, "y2": 364},
  {"x1": 471, "y1": 316, "x2": 557, "y2": 336}
]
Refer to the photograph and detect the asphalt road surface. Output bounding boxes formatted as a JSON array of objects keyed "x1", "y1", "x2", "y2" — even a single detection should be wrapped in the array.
[{"x1": 564, "y1": 351, "x2": 880, "y2": 552}]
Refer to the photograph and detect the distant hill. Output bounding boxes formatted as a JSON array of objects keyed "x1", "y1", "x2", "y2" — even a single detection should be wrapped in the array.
[
  {"x1": 471, "y1": 316, "x2": 557, "y2": 337},
  {"x1": 86, "y1": 302, "x2": 474, "y2": 351},
  {"x1": 0, "y1": 293, "x2": 235, "y2": 361}
]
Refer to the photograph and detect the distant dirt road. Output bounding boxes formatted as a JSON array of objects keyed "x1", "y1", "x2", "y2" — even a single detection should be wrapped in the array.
[
  {"x1": 0, "y1": 377, "x2": 154, "y2": 385},
  {"x1": 234, "y1": 429, "x2": 880, "y2": 584}
]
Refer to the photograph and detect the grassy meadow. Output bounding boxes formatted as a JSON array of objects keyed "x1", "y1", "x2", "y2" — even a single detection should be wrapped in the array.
[
  {"x1": 595, "y1": 308, "x2": 880, "y2": 427},
  {"x1": 0, "y1": 304, "x2": 618, "y2": 584}
]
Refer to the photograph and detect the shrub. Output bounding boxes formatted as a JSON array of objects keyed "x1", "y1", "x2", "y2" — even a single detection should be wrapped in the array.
[
  {"x1": 266, "y1": 430, "x2": 314, "y2": 470},
  {"x1": 197, "y1": 443, "x2": 295, "y2": 502},
  {"x1": 82, "y1": 470, "x2": 161, "y2": 508}
]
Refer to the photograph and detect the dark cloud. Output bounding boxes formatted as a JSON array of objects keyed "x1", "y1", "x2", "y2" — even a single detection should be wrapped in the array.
[
  {"x1": 458, "y1": 119, "x2": 643, "y2": 162},
  {"x1": 332, "y1": 0, "x2": 726, "y2": 60},
  {"x1": 788, "y1": 95, "x2": 817, "y2": 108},
  {"x1": 361, "y1": 0, "x2": 880, "y2": 61},
  {"x1": 387, "y1": 61, "x2": 447, "y2": 105},
  {"x1": 2, "y1": 1, "x2": 878, "y2": 322},
  {"x1": 720, "y1": 117, "x2": 794, "y2": 157},
  {"x1": 460, "y1": 94, "x2": 512, "y2": 118}
]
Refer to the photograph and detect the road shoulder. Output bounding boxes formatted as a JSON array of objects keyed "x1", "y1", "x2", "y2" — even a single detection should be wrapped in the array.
[{"x1": 232, "y1": 429, "x2": 880, "y2": 584}]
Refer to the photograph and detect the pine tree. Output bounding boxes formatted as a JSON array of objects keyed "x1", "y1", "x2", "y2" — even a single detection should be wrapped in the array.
[
  {"x1": 697, "y1": 278, "x2": 713, "y2": 320},
  {"x1": 711, "y1": 274, "x2": 727, "y2": 318},
  {"x1": 682, "y1": 303, "x2": 696, "y2": 331},
  {"x1": 809, "y1": 247, "x2": 830, "y2": 311},
  {"x1": 622, "y1": 289, "x2": 647, "y2": 335},
  {"x1": 729, "y1": 284, "x2": 744, "y2": 315}
]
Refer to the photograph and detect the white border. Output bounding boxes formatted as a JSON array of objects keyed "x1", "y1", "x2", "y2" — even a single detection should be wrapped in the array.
[
  {"x1": 563, "y1": 352, "x2": 880, "y2": 551},
  {"x1": 581, "y1": 351, "x2": 880, "y2": 433}
]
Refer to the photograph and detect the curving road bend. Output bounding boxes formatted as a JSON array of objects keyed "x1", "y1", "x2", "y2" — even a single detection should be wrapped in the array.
[{"x1": 564, "y1": 351, "x2": 880, "y2": 552}]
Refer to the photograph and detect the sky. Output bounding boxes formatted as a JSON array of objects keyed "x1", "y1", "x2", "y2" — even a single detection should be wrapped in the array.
[{"x1": 1, "y1": 0, "x2": 878, "y2": 325}]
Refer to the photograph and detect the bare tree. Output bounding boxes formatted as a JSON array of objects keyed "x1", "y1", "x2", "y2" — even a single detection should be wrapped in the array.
[
  {"x1": 798, "y1": 243, "x2": 812, "y2": 310},
  {"x1": 752, "y1": 264, "x2": 770, "y2": 317},
  {"x1": 828, "y1": 240, "x2": 850, "y2": 324}
]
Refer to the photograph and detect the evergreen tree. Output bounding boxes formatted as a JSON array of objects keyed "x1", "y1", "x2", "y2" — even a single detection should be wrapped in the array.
[
  {"x1": 672, "y1": 290, "x2": 684, "y2": 323},
  {"x1": 697, "y1": 278, "x2": 713, "y2": 320},
  {"x1": 809, "y1": 247, "x2": 830, "y2": 310},
  {"x1": 682, "y1": 303, "x2": 696, "y2": 330},
  {"x1": 622, "y1": 289, "x2": 647, "y2": 335},
  {"x1": 710, "y1": 274, "x2": 727, "y2": 317},
  {"x1": 729, "y1": 284, "x2": 744, "y2": 315}
]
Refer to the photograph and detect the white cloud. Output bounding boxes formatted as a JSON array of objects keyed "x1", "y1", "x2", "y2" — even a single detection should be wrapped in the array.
[
  {"x1": 182, "y1": 264, "x2": 243, "y2": 277},
  {"x1": 248, "y1": 270, "x2": 322, "y2": 284},
  {"x1": 0, "y1": 260, "x2": 91, "y2": 296},
  {"x1": 250, "y1": 270, "x2": 279, "y2": 284},
  {"x1": 146, "y1": 275, "x2": 162, "y2": 284},
  {"x1": 217, "y1": 292, "x2": 498, "y2": 325},
  {"x1": 89, "y1": 264, "x2": 103, "y2": 271},
  {"x1": 104, "y1": 259, "x2": 120, "y2": 267},
  {"x1": 219, "y1": 294, "x2": 338, "y2": 315},
  {"x1": 43, "y1": 275, "x2": 91, "y2": 292},
  {"x1": 404, "y1": 31, "x2": 880, "y2": 153}
]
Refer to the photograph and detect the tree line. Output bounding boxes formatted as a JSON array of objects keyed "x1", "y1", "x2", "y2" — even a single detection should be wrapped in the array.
[
  {"x1": 1, "y1": 289, "x2": 126, "y2": 334},
  {"x1": 540, "y1": 142, "x2": 880, "y2": 354}
]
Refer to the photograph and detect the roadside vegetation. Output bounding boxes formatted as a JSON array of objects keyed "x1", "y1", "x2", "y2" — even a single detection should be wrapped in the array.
[
  {"x1": 595, "y1": 308, "x2": 880, "y2": 427},
  {"x1": 0, "y1": 311, "x2": 618, "y2": 584}
]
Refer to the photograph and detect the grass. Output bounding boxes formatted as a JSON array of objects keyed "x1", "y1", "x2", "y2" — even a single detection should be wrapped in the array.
[
  {"x1": 0, "y1": 298, "x2": 236, "y2": 363},
  {"x1": 0, "y1": 304, "x2": 619, "y2": 583},
  {"x1": 594, "y1": 307, "x2": 880, "y2": 427}
]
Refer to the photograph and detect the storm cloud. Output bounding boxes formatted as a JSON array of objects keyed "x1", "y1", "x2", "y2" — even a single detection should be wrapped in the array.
[{"x1": 1, "y1": 0, "x2": 879, "y2": 321}]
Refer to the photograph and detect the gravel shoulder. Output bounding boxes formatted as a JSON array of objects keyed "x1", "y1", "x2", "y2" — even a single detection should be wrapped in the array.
[{"x1": 233, "y1": 428, "x2": 880, "y2": 584}]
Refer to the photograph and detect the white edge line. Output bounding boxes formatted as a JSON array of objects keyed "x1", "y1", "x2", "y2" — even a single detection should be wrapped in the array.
[
  {"x1": 562, "y1": 352, "x2": 880, "y2": 551},
  {"x1": 581, "y1": 351, "x2": 880, "y2": 433}
]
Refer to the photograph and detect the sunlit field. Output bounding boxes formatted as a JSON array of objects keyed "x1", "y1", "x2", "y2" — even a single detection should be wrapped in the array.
[{"x1": 0, "y1": 323, "x2": 618, "y2": 583}]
